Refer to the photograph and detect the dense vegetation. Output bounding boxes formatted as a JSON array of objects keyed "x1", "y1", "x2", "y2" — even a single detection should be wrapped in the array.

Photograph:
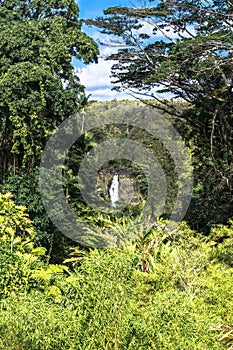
[
  {"x1": 88, "y1": 0, "x2": 233, "y2": 229},
  {"x1": 0, "y1": 193, "x2": 232, "y2": 349},
  {"x1": 0, "y1": 0, "x2": 232, "y2": 349},
  {"x1": 0, "y1": 0, "x2": 98, "y2": 256}
]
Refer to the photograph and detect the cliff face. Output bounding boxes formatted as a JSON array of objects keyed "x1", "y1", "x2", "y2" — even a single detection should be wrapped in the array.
[{"x1": 97, "y1": 169, "x2": 141, "y2": 207}]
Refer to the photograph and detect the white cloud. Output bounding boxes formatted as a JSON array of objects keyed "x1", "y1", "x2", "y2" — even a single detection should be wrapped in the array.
[
  {"x1": 75, "y1": 19, "x2": 195, "y2": 101},
  {"x1": 76, "y1": 57, "x2": 134, "y2": 101},
  {"x1": 76, "y1": 59, "x2": 112, "y2": 88},
  {"x1": 75, "y1": 50, "x2": 170, "y2": 101}
]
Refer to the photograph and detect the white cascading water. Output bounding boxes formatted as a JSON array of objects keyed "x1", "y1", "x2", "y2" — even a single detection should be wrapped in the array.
[{"x1": 109, "y1": 172, "x2": 120, "y2": 207}]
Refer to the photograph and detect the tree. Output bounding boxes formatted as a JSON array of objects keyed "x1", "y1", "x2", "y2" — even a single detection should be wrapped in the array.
[
  {"x1": 0, "y1": 0, "x2": 99, "y2": 256},
  {"x1": 86, "y1": 0, "x2": 233, "y2": 227},
  {"x1": 0, "y1": 0, "x2": 98, "y2": 175}
]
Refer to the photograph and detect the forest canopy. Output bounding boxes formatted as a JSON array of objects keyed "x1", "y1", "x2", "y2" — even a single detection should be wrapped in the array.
[
  {"x1": 0, "y1": 0, "x2": 98, "y2": 174},
  {"x1": 0, "y1": 1, "x2": 233, "y2": 349},
  {"x1": 86, "y1": 0, "x2": 233, "y2": 228}
]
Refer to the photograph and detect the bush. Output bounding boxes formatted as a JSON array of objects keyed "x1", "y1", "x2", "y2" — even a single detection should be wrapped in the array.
[{"x1": 0, "y1": 212, "x2": 232, "y2": 349}]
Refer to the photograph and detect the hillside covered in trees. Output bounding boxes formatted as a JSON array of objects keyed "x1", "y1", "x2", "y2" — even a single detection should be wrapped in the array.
[{"x1": 0, "y1": 0, "x2": 233, "y2": 349}]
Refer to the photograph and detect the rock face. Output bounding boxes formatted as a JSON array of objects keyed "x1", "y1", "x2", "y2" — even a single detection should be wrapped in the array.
[
  {"x1": 97, "y1": 169, "x2": 141, "y2": 207},
  {"x1": 118, "y1": 176, "x2": 140, "y2": 205}
]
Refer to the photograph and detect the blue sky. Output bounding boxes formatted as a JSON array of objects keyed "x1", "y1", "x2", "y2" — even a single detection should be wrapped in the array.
[
  {"x1": 75, "y1": 1, "x2": 174, "y2": 101},
  {"x1": 76, "y1": 0, "x2": 137, "y2": 101},
  {"x1": 78, "y1": 0, "x2": 130, "y2": 19}
]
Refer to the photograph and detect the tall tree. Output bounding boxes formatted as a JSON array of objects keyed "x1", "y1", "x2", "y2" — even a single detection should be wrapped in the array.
[
  {"x1": 0, "y1": 0, "x2": 99, "y2": 256},
  {"x1": 87, "y1": 0, "x2": 233, "y2": 227},
  {"x1": 0, "y1": 0, "x2": 98, "y2": 175}
]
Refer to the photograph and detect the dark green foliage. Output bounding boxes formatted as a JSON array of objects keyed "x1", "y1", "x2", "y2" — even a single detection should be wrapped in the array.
[
  {"x1": 0, "y1": 0, "x2": 98, "y2": 173},
  {"x1": 60, "y1": 99, "x2": 230, "y2": 231},
  {"x1": 0, "y1": 0, "x2": 99, "y2": 257},
  {"x1": 87, "y1": 1, "x2": 233, "y2": 229},
  {"x1": 0, "y1": 168, "x2": 76, "y2": 262},
  {"x1": 64, "y1": 101, "x2": 180, "y2": 227}
]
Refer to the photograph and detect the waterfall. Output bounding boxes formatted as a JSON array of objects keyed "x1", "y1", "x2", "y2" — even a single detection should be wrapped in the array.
[{"x1": 109, "y1": 172, "x2": 120, "y2": 207}]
